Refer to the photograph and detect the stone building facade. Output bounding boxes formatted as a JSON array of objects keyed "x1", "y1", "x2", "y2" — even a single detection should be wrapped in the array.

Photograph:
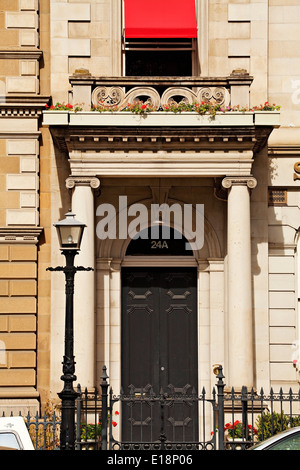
[{"x1": 0, "y1": 0, "x2": 299, "y2": 417}]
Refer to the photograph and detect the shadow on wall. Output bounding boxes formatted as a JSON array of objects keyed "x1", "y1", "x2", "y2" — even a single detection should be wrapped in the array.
[{"x1": 53, "y1": 143, "x2": 72, "y2": 222}]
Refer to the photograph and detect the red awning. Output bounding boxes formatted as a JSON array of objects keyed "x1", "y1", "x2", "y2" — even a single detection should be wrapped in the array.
[{"x1": 124, "y1": 0, "x2": 197, "y2": 38}]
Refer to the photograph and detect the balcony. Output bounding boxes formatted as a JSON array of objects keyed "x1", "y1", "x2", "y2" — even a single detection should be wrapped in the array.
[
  {"x1": 43, "y1": 70, "x2": 280, "y2": 129},
  {"x1": 43, "y1": 71, "x2": 280, "y2": 178}
]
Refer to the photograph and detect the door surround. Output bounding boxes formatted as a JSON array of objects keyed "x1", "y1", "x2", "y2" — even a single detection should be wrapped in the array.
[{"x1": 96, "y1": 202, "x2": 224, "y2": 435}]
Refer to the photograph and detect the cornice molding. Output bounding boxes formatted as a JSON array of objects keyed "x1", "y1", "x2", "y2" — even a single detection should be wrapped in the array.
[
  {"x1": 0, "y1": 131, "x2": 41, "y2": 139},
  {"x1": 0, "y1": 227, "x2": 43, "y2": 244},
  {"x1": 0, "y1": 49, "x2": 43, "y2": 60},
  {"x1": 269, "y1": 145, "x2": 300, "y2": 156},
  {"x1": 51, "y1": 125, "x2": 265, "y2": 154},
  {"x1": 0, "y1": 96, "x2": 50, "y2": 105},
  {"x1": 0, "y1": 95, "x2": 50, "y2": 118}
]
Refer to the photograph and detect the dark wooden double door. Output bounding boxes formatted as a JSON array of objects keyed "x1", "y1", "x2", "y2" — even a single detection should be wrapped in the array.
[{"x1": 121, "y1": 267, "x2": 198, "y2": 443}]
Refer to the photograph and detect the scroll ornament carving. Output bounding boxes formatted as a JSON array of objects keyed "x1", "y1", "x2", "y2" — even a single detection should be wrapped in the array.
[
  {"x1": 91, "y1": 86, "x2": 230, "y2": 110},
  {"x1": 91, "y1": 86, "x2": 124, "y2": 108},
  {"x1": 161, "y1": 87, "x2": 196, "y2": 107},
  {"x1": 198, "y1": 87, "x2": 229, "y2": 105}
]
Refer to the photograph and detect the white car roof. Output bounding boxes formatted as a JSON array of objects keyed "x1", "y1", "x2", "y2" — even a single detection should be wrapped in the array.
[{"x1": 0, "y1": 416, "x2": 34, "y2": 450}]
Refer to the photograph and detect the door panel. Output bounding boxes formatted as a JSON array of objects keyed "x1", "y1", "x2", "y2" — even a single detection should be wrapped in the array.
[{"x1": 121, "y1": 267, "x2": 198, "y2": 443}]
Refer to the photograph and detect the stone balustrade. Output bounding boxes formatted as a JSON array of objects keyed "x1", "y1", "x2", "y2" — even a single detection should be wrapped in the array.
[{"x1": 69, "y1": 69, "x2": 253, "y2": 111}]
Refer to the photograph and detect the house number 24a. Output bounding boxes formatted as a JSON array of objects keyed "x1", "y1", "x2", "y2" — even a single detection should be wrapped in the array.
[
  {"x1": 294, "y1": 162, "x2": 300, "y2": 180},
  {"x1": 151, "y1": 240, "x2": 169, "y2": 249}
]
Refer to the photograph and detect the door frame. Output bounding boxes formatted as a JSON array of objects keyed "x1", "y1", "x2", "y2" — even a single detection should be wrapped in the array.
[
  {"x1": 122, "y1": 255, "x2": 197, "y2": 267},
  {"x1": 96, "y1": 255, "x2": 225, "y2": 443}
]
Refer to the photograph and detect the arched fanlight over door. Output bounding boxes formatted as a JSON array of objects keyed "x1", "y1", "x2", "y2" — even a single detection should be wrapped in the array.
[{"x1": 125, "y1": 226, "x2": 194, "y2": 256}]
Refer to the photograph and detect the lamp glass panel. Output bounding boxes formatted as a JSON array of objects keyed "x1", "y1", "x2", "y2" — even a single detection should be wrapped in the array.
[{"x1": 57, "y1": 225, "x2": 83, "y2": 249}]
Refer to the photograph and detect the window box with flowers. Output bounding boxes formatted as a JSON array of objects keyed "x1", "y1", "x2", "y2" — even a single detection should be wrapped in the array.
[
  {"x1": 225, "y1": 420, "x2": 258, "y2": 450},
  {"x1": 43, "y1": 101, "x2": 280, "y2": 128},
  {"x1": 43, "y1": 102, "x2": 83, "y2": 125}
]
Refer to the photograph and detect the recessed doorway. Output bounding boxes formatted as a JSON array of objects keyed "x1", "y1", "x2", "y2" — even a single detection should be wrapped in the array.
[{"x1": 121, "y1": 227, "x2": 198, "y2": 442}]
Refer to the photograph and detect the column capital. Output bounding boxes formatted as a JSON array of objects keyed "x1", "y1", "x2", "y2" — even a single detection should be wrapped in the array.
[
  {"x1": 222, "y1": 176, "x2": 257, "y2": 190},
  {"x1": 66, "y1": 176, "x2": 100, "y2": 190}
]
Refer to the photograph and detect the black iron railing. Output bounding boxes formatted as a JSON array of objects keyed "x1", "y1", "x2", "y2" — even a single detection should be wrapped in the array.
[
  {"x1": 1, "y1": 366, "x2": 299, "y2": 450},
  {"x1": 100, "y1": 365, "x2": 300, "y2": 451}
]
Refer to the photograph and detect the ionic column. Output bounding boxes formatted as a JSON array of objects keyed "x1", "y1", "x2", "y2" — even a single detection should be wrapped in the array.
[
  {"x1": 66, "y1": 176, "x2": 100, "y2": 389},
  {"x1": 222, "y1": 176, "x2": 257, "y2": 388}
]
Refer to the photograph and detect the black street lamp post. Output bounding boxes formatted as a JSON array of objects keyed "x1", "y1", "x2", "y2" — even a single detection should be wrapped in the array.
[{"x1": 47, "y1": 211, "x2": 93, "y2": 450}]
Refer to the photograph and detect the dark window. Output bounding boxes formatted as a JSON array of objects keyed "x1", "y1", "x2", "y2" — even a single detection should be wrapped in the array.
[{"x1": 124, "y1": 38, "x2": 196, "y2": 76}]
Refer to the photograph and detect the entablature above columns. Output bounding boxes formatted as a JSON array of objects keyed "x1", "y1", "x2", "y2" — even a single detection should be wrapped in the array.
[
  {"x1": 51, "y1": 124, "x2": 272, "y2": 156},
  {"x1": 67, "y1": 151, "x2": 254, "y2": 178},
  {"x1": 49, "y1": 125, "x2": 274, "y2": 178}
]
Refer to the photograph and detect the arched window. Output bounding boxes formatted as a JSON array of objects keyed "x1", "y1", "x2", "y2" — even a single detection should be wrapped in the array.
[{"x1": 126, "y1": 226, "x2": 194, "y2": 256}]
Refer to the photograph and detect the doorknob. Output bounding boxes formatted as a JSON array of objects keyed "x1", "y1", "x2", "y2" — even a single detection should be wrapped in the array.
[{"x1": 161, "y1": 366, "x2": 165, "y2": 371}]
